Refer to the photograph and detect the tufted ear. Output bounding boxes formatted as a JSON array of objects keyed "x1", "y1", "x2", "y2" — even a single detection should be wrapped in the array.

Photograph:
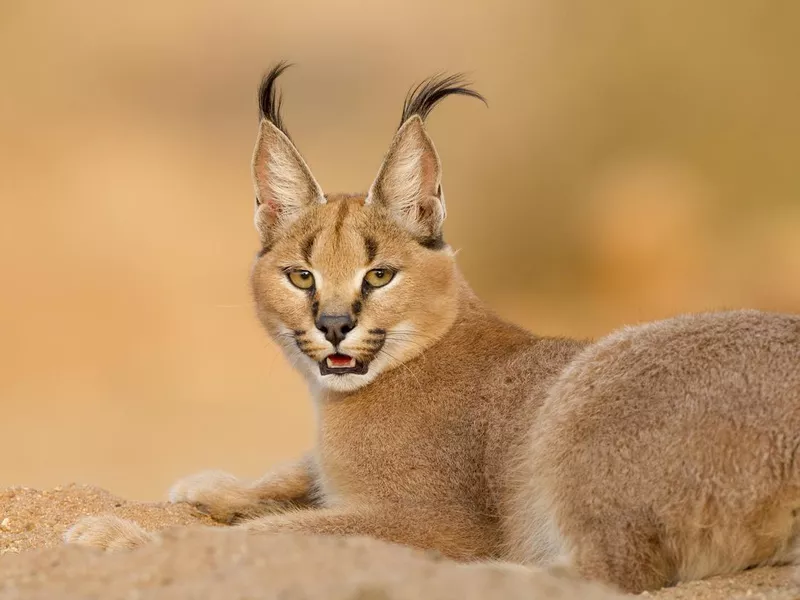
[
  {"x1": 252, "y1": 119, "x2": 324, "y2": 244},
  {"x1": 367, "y1": 73, "x2": 485, "y2": 246},
  {"x1": 251, "y1": 62, "x2": 324, "y2": 246},
  {"x1": 366, "y1": 115, "x2": 444, "y2": 242}
]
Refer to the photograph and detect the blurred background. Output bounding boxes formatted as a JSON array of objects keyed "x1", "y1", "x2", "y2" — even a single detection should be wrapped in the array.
[{"x1": 1, "y1": 1, "x2": 798, "y2": 499}]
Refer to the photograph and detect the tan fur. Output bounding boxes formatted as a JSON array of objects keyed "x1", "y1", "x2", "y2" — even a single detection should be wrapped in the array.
[
  {"x1": 504, "y1": 311, "x2": 800, "y2": 591},
  {"x1": 65, "y1": 515, "x2": 156, "y2": 550},
  {"x1": 65, "y1": 71, "x2": 800, "y2": 594},
  {"x1": 166, "y1": 456, "x2": 316, "y2": 523}
]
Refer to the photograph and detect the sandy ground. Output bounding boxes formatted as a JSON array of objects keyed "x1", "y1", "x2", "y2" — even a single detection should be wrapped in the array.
[{"x1": 1, "y1": 486, "x2": 799, "y2": 599}]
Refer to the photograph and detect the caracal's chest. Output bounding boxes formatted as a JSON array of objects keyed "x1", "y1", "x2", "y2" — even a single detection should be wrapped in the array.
[{"x1": 313, "y1": 380, "x2": 483, "y2": 505}]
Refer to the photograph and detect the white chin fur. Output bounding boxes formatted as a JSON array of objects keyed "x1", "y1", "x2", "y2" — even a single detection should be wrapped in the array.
[
  {"x1": 317, "y1": 370, "x2": 380, "y2": 393},
  {"x1": 285, "y1": 350, "x2": 381, "y2": 392}
]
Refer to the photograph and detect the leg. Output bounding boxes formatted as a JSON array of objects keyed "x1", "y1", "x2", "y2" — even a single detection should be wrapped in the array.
[
  {"x1": 64, "y1": 515, "x2": 157, "y2": 550},
  {"x1": 242, "y1": 507, "x2": 386, "y2": 536},
  {"x1": 66, "y1": 505, "x2": 493, "y2": 560},
  {"x1": 240, "y1": 506, "x2": 496, "y2": 560},
  {"x1": 563, "y1": 524, "x2": 672, "y2": 593},
  {"x1": 169, "y1": 455, "x2": 317, "y2": 524},
  {"x1": 63, "y1": 509, "x2": 386, "y2": 552}
]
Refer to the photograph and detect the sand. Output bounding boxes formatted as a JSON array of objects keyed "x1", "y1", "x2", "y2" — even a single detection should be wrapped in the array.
[{"x1": 1, "y1": 486, "x2": 799, "y2": 599}]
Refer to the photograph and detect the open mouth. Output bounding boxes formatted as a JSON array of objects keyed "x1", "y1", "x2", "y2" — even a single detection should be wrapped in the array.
[{"x1": 319, "y1": 353, "x2": 368, "y2": 376}]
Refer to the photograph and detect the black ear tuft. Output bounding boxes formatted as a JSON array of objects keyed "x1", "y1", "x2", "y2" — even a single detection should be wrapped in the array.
[
  {"x1": 258, "y1": 61, "x2": 293, "y2": 138},
  {"x1": 400, "y1": 73, "x2": 487, "y2": 128}
]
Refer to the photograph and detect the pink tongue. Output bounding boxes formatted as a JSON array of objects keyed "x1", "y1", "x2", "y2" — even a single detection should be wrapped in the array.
[{"x1": 329, "y1": 354, "x2": 352, "y2": 367}]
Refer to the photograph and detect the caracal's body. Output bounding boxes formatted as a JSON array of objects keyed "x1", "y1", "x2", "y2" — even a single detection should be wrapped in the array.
[{"x1": 65, "y1": 65, "x2": 800, "y2": 594}]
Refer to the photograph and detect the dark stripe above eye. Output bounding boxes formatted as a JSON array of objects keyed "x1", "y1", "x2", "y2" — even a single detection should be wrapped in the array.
[
  {"x1": 333, "y1": 200, "x2": 350, "y2": 239},
  {"x1": 301, "y1": 230, "x2": 319, "y2": 264},
  {"x1": 364, "y1": 236, "x2": 378, "y2": 263},
  {"x1": 418, "y1": 235, "x2": 446, "y2": 250}
]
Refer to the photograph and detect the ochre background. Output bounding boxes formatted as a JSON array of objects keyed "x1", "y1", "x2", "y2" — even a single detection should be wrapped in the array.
[{"x1": 2, "y1": 1, "x2": 798, "y2": 499}]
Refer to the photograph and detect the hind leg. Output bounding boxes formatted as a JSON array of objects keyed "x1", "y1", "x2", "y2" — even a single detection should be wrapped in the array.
[
  {"x1": 758, "y1": 504, "x2": 800, "y2": 567},
  {"x1": 561, "y1": 521, "x2": 674, "y2": 593}
]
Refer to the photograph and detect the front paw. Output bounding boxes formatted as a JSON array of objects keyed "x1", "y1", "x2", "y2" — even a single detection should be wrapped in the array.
[
  {"x1": 169, "y1": 470, "x2": 282, "y2": 524},
  {"x1": 64, "y1": 515, "x2": 155, "y2": 551}
]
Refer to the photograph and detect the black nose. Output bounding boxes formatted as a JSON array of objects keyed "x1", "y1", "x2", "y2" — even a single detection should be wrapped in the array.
[{"x1": 315, "y1": 314, "x2": 356, "y2": 346}]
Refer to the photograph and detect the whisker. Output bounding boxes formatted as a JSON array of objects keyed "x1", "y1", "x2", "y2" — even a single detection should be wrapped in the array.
[
  {"x1": 378, "y1": 347, "x2": 422, "y2": 388},
  {"x1": 388, "y1": 331, "x2": 439, "y2": 345},
  {"x1": 348, "y1": 346, "x2": 375, "y2": 354},
  {"x1": 384, "y1": 336, "x2": 429, "y2": 354},
  {"x1": 383, "y1": 333, "x2": 433, "y2": 360}
]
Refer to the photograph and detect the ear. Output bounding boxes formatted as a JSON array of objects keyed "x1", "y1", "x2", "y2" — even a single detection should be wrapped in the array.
[
  {"x1": 366, "y1": 116, "x2": 445, "y2": 241},
  {"x1": 251, "y1": 119, "x2": 325, "y2": 245}
]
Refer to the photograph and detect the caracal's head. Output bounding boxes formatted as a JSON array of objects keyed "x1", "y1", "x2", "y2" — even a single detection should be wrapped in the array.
[{"x1": 250, "y1": 63, "x2": 485, "y2": 393}]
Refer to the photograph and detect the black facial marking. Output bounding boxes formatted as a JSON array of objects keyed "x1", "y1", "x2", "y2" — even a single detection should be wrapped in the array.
[
  {"x1": 293, "y1": 329, "x2": 306, "y2": 336},
  {"x1": 333, "y1": 199, "x2": 350, "y2": 240},
  {"x1": 301, "y1": 231, "x2": 318, "y2": 264},
  {"x1": 258, "y1": 61, "x2": 292, "y2": 138},
  {"x1": 311, "y1": 299, "x2": 320, "y2": 318},
  {"x1": 352, "y1": 300, "x2": 363, "y2": 316},
  {"x1": 364, "y1": 236, "x2": 378, "y2": 263},
  {"x1": 400, "y1": 74, "x2": 487, "y2": 127},
  {"x1": 360, "y1": 280, "x2": 371, "y2": 299},
  {"x1": 418, "y1": 235, "x2": 446, "y2": 250},
  {"x1": 257, "y1": 245, "x2": 272, "y2": 258},
  {"x1": 363, "y1": 331, "x2": 386, "y2": 354}
]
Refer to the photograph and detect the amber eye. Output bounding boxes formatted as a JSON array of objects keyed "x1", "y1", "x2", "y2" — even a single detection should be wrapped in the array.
[
  {"x1": 364, "y1": 268, "x2": 395, "y2": 288},
  {"x1": 288, "y1": 270, "x2": 315, "y2": 290}
]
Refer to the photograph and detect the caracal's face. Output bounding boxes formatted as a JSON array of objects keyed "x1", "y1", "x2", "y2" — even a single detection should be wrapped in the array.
[
  {"x1": 249, "y1": 66, "x2": 480, "y2": 392},
  {"x1": 251, "y1": 194, "x2": 458, "y2": 393}
]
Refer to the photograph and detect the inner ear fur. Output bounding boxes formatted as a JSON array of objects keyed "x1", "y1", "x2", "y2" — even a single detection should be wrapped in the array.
[
  {"x1": 251, "y1": 119, "x2": 325, "y2": 246},
  {"x1": 367, "y1": 116, "x2": 445, "y2": 239}
]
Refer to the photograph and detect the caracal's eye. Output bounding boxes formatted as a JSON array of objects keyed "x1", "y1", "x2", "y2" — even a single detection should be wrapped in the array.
[
  {"x1": 288, "y1": 270, "x2": 315, "y2": 290},
  {"x1": 364, "y1": 268, "x2": 395, "y2": 288}
]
